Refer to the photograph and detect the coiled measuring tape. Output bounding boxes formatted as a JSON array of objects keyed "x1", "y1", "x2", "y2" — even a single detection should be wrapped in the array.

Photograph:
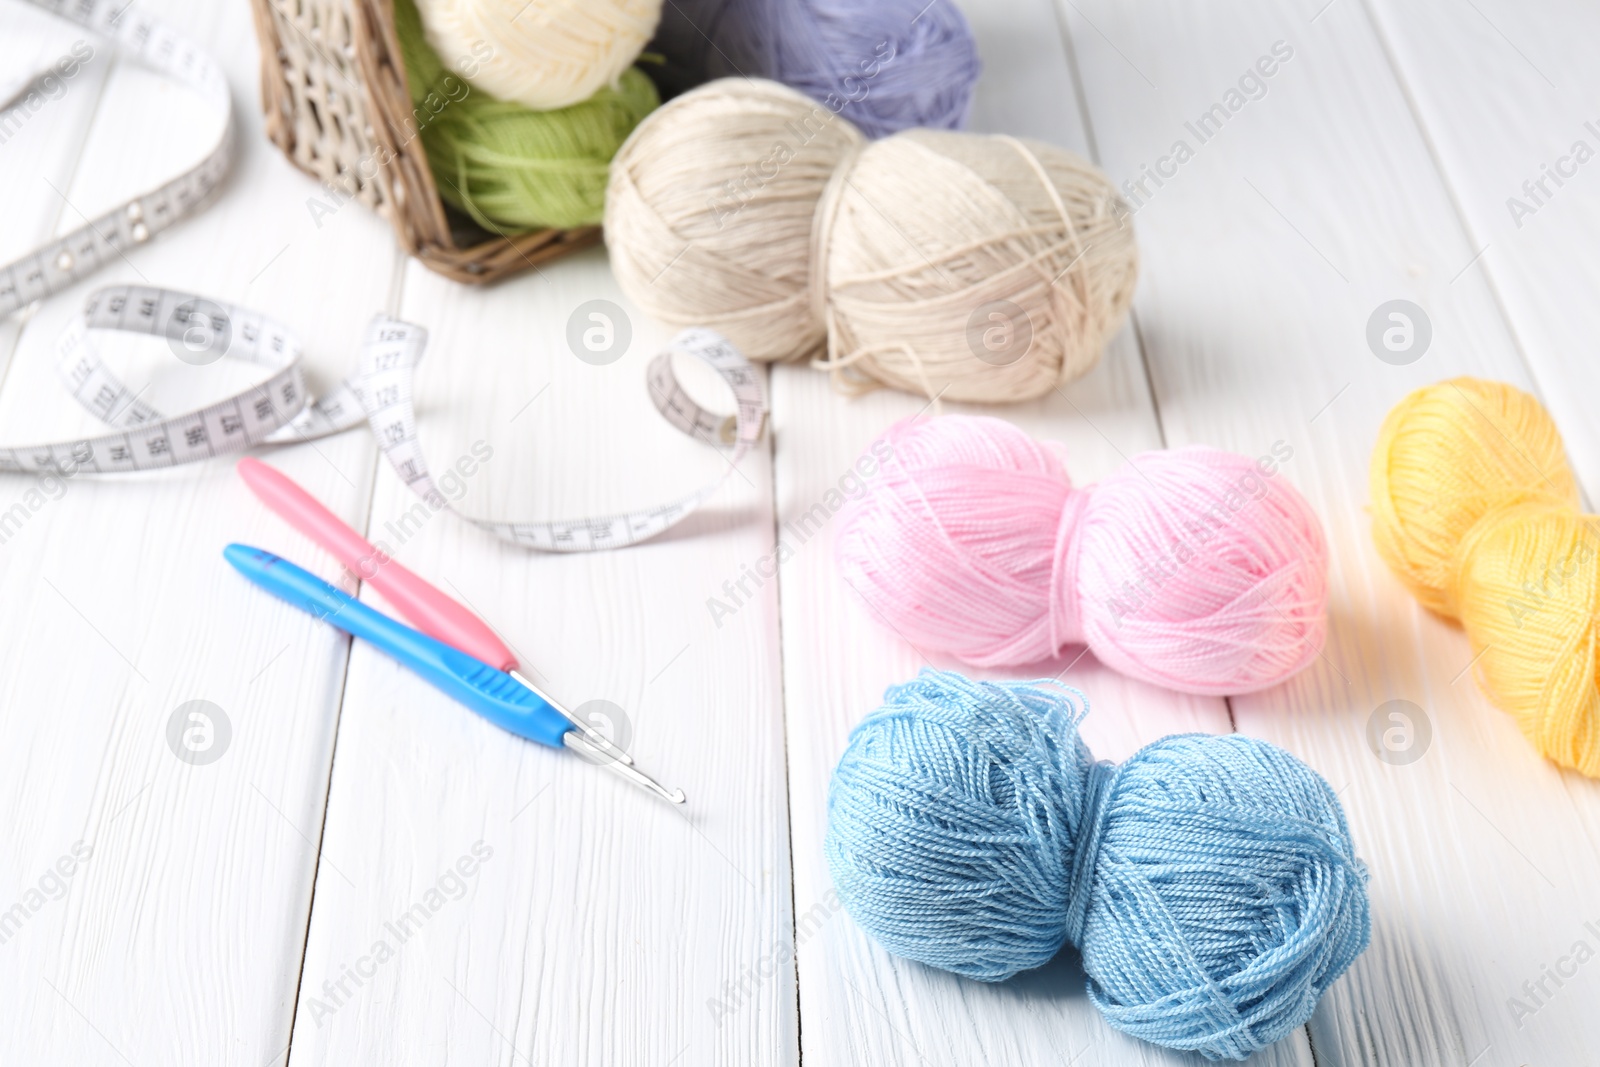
[
  {"x1": 0, "y1": 6, "x2": 765, "y2": 550},
  {"x1": 0, "y1": 287, "x2": 767, "y2": 551},
  {"x1": 1, "y1": 0, "x2": 233, "y2": 319},
  {"x1": 360, "y1": 312, "x2": 767, "y2": 551}
]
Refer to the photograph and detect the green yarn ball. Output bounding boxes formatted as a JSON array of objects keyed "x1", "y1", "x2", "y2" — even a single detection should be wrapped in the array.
[{"x1": 392, "y1": 0, "x2": 658, "y2": 231}]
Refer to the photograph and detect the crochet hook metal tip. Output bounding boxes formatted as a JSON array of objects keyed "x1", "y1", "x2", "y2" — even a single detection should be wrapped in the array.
[
  {"x1": 563, "y1": 732, "x2": 687, "y2": 805},
  {"x1": 509, "y1": 667, "x2": 635, "y2": 766},
  {"x1": 237, "y1": 461, "x2": 637, "y2": 768}
]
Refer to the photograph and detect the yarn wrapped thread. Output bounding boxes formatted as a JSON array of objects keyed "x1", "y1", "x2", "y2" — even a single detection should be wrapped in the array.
[
  {"x1": 412, "y1": 0, "x2": 661, "y2": 111},
  {"x1": 646, "y1": 0, "x2": 981, "y2": 139},
  {"x1": 394, "y1": 0, "x2": 660, "y2": 230},
  {"x1": 606, "y1": 79, "x2": 863, "y2": 362},
  {"x1": 1370, "y1": 377, "x2": 1600, "y2": 775},
  {"x1": 834, "y1": 415, "x2": 1328, "y2": 695},
  {"x1": 604, "y1": 79, "x2": 1137, "y2": 403},
  {"x1": 826, "y1": 672, "x2": 1370, "y2": 1060}
]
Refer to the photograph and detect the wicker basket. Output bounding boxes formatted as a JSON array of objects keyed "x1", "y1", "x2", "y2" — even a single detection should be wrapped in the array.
[{"x1": 250, "y1": 0, "x2": 601, "y2": 283}]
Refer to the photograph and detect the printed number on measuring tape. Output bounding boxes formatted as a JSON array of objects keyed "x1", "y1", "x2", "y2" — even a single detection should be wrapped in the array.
[
  {"x1": 0, "y1": 287, "x2": 767, "y2": 552},
  {"x1": 0, "y1": 0, "x2": 232, "y2": 318},
  {"x1": 0, "y1": 4, "x2": 766, "y2": 552}
]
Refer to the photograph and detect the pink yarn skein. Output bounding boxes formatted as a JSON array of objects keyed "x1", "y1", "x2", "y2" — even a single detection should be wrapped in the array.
[{"x1": 835, "y1": 415, "x2": 1329, "y2": 695}]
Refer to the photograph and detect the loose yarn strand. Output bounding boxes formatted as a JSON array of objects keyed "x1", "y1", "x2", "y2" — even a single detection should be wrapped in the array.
[{"x1": 1001, "y1": 135, "x2": 1097, "y2": 388}]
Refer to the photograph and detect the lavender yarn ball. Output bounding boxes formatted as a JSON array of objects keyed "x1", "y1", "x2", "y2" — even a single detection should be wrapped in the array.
[{"x1": 647, "y1": 0, "x2": 982, "y2": 138}]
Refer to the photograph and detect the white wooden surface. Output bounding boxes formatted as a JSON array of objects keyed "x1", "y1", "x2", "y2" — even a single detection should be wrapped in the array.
[
  {"x1": 1, "y1": 0, "x2": 1597, "y2": 1064},
  {"x1": 0, "y1": 1, "x2": 395, "y2": 1064},
  {"x1": 1055, "y1": 3, "x2": 1600, "y2": 1067}
]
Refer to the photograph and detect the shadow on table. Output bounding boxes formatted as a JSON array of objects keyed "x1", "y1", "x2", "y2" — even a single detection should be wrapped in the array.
[{"x1": 988, "y1": 946, "x2": 1093, "y2": 1007}]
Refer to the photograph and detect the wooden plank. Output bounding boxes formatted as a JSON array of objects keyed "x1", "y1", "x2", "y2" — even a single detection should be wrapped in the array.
[
  {"x1": 287, "y1": 248, "x2": 794, "y2": 1064},
  {"x1": 0, "y1": 1, "x2": 398, "y2": 1063},
  {"x1": 1351, "y1": 3, "x2": 1600, "y2": 1062},
  {"x1": 1364, "y1": 0, "x2": 1600, "y2": 500},
  {"x1": 0, "y1": 0, "x2": 112, "y2": 379},
  {"x1": 774, "y1": 2, "x2": 1290, "y2": 1064},
  {"x1": 1053, "y1": 0, "x2": 1600, "y2": 1064}
]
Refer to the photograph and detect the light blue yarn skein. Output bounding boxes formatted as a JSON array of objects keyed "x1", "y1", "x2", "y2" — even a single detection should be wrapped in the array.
[{"x1": 825, "y1": 671, "x2": 1371, "y2": 1061}]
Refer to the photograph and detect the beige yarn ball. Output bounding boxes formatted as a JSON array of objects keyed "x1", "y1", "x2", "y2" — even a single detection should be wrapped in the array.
[
  {"x1": 817, "y1": 130, "x2": 1138, "y2": 402},
  {"x1": 606, "y1": 80, "x2": 863, "y2": 363},
  {"x1": 414, "y1": 0, "x2": 662, "y2": 111},
  {"x1": 603, "y1": 78, "x2": 1138, "y2": 403}
]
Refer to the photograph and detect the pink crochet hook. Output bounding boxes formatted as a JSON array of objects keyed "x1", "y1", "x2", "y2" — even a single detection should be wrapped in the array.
[{"x1": 236, "y1": 456, "x2": 629, "y2": 763}]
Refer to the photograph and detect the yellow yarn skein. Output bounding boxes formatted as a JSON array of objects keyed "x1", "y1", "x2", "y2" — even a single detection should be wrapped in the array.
[{"x1": 1370, "y1": 377, "x2": 1600, "y2": 774}]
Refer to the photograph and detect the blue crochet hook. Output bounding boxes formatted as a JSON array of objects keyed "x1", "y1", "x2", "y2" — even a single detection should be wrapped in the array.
[{"x1": 224, "y1": 543, "x2": 686, "y2": 805}]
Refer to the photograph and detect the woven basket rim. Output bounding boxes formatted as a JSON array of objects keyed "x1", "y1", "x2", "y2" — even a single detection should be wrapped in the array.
[{"x1": 251, "y1": 0, "x2": 601, "y2": 284}]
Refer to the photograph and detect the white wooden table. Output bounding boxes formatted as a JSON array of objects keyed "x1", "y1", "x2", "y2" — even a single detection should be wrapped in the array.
[{"x1": 3, "y1": 0, "x2": 1598, "y2": 1063}]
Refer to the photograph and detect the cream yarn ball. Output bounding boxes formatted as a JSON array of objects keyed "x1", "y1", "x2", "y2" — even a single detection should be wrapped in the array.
[
  {"x1": 604, "y1": 79, "x2": 1138, "y2": 403},
  {"x1": 605, "y1": 79, "x2": 864, "y2": 363},
  {"x1": 413, "y1": 0, "x2": 662, "y2": 111},
  {"x1": 818, "y1": 130, "x2": 1138, "y2": 401}
]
